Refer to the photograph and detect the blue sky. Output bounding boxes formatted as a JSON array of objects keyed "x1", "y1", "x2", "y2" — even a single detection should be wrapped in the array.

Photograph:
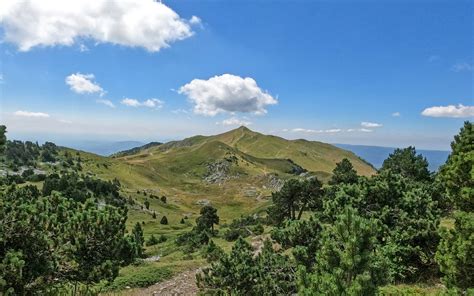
[{"x1": 0, "y1": 0, "x2": 472, "y2": 150}]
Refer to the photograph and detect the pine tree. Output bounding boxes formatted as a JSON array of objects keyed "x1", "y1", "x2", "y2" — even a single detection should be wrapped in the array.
[
  {"x1": 380, "y1": 146, "x2": 431, "y2": 182},
  {"x1": 436, "y1": 211, "x2": 474, "y2": 293},
  {"x1": 160, "y1": 215, "x2": 168, "y2": 225},
  {"x1": 196, "y1": 205, "x2": 219, "y2": 232},
  {"x1": 329, "y1": 158, "x2": 359, "y2": 185},
  {"x1": 436, "y1": 121, "x2": 474, "y2": 293},
  {"x1": 298, "y1": 207, "x2": 388, "y2": 296},
  {"x1": 0, "y1": 125, "x2": 6, "y2": 156},
  {"x1": 438, "y1": 121, "x2": 473, "y2": 211},
  {"x1": 131, "y1": 222, "x2": 144, "y2": 257}
]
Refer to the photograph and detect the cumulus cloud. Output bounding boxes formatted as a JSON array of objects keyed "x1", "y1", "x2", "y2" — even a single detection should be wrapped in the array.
[
  {"x1": 121, "y1": 98, "x2": 163, "y2": 109},
  {"x1": 178, "y1": 74, "x2": 277, "y2": 116},
  {"x1": 421, "y1": 104, "x2": 474, "y2": 118},
  {"x1": 218, "y1": 117, "x2": 252, "y2": 126},
  {"x1": 96, "y1": 99, "x2": 115, "y2": 108},
  {"x1": 451, "y1": 62, "x2": 473, "y2": 72},
  {"x1": 361, "y1": 121, "x2": 383, "y2": 128},
  {"x1": 14, "y1": 110, "x2": 50, "y2": 118},
  {"x1": 0, "y1": 0, "x2": 199, "y2": 52},
  {"x1": 66, "y1": 73, "x2": 104, "y2": 95},
  {"x1": 392, "y1": 112, "x2": 401, "y2": 117}
]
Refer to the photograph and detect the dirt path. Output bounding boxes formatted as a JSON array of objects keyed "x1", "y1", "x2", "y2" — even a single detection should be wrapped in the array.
[
  {"x1": 129, "y1": 269, "x2": 200, "y2": 296},
  {"x1": 125, "y1": 235, "x2": 268, "y2": 296}
]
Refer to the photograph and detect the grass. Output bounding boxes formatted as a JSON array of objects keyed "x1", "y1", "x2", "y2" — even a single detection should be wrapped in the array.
[{"x1": 379, "y1": 284, "x2": 444, "y2": 295}]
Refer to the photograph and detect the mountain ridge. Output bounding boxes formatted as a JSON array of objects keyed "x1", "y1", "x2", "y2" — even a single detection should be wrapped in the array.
[{"x1": 115, "y1": 126, "x2": 375, "y2": 180}]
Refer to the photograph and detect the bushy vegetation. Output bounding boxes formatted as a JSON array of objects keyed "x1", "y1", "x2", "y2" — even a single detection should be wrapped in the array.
[
  {"x1": 197, "y1": 238, "x2": 296, "y2": 295},
  {"x1": 0, "y1": 126, "x2": 143, "y2": 295},
  {"x1": 197, "y1": 122, "x2": 473, "y2": 295},
  {"x1": 223, "y1": 214, "x2": 264, "y2": 241},
  {"x1": 435, "y1": 121, "x2": 473, "y2": 294}
]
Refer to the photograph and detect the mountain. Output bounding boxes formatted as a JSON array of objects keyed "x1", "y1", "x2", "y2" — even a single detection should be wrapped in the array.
[
  {"x1": 115, "y1": 127, "x2": 375, "y2": 190},
  {"x1": 335, "y1": 143, "x2": 449, "y2": 171},
  {"x1": 112, "y1": 142, "x2": 162, "y2": 157}
]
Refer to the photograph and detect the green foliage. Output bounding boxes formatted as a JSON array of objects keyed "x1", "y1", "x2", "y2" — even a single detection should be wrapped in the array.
[
  {"x1": 438, "y1": 121, "x2": 473, "y2": 212},
  {"x1": 197, "y1": 238, "x2": 296, "y2": 295},
  {"x1": 0, "y1": 184, "x2": 136, "y2": 294},
  {"x1": 160, "y1": 215, "x2": 169, "y2": 225},
  {"x1": 223, "y1": 214, "x2": 263, "y2": 241},
  {"x1": 146, "y1": 234, "x2": 159, "y2": 246},
  {"x1": 434, "y1": 122, "x2": 474, "y2": 294},
  {"x1": 323, "y1": 172, "x2": 441, "y2": 281},
  {"x1": 145, "y1": 234, "x2": 166, "y2": 246},
  {"x1": 298, "y1": 207, "x2": 389, "y2": 296},
  {"x1": 0, "y1": 125, "x2": 6, "y2": 156},
  {"x1": 196, "y1": 205, "x2": 219, "y2": 232},
  {"x1": 271, "y1": 216, "x2": 323, "y2": 269},
  {"x1": 41, "y1": 172, "x2": 123, "y2": 206},
  {"x1": 329, "y1": 158, "x2": 359, "y2": 185},
  {"x1": 203, "y1": 240, "x2": 225, "y2": 263},
  {"x1": 380, "y1": 146, "x2": 431, "y2": 182},
  {"x1": 268, "y1": 177, "x2": 323, "y2": 224},
  {"x1": 436, "y1": 211, "x2": 474, "y2": 293},
  {"x1": 131, "y1": 223, "x2": 145, "y2": 258}
]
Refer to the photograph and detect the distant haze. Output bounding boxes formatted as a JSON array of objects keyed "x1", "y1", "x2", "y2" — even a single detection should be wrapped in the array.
[
  {"x1": 335, "y1": 144, "x2": 449, "y2": 172},
  {"x1": 63, "y1": 141, "x2": 145, "y2": 156}
]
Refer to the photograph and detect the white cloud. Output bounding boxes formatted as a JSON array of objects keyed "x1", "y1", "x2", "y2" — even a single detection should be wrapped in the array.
[
  {"x1": 0, "y1": 0, "x2": 199, "y2": 52},
  {"x1": 290, "y1": 128, "x2": 342, "y2": 134},
  {"x1": 361, "y1": 121, "x2": 383, "y2": 128},
  {"x1": 392, "y1": 112, "x2": 401, "y2": 117},
  {"x1": 79, "y1": 44, "x2": 89, "y2": 52},
  {"x1": 58, "y1": 119, "x2": 72, "y2": 124},
  {"x1": 121, "y1": 98, "x2": 163, "y2": 109},
  {"x1": 66, "y1": 73, "x2": 104, "y2": 95},
  {"x1": 451, "y1": 62, "x2": 473, "y2": 72},
  {"x1": 96, "y1": 99, "x2": 115, "y2": 108},
  {"x1": 178, "y1": 74, "x2": 277, "y2": 116},
  {"x1": 14, "y1": 110, "x2": 50, "y2": 118},
  {"x1": 171, "y1": 109, "x2": 189, "y2": 114},
  {"x1": 189, "y1": 16, "x2": 201, "y2": 25},
  {"x1": 359, "y1": 128, "x2": 373, "y2": 133},
  {"x1": 421, "y1": 104, "x2": 474, "y2": 118},
  {"x1": 121, "y1": 98, "x2": 141, "y2": 107},
  {"x1": 218, "y1": 117, "x2": 252, "y2": 126}
]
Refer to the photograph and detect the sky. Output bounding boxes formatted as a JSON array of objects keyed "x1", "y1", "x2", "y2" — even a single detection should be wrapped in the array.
[{"x1": 0, "y1": 0, "x2": 472, "y2": 150}]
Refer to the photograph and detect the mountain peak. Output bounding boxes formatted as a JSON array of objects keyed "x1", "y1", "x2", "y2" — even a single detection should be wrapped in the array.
[{"x1": 237, "y1": 125, "x2": 251, "y2": 131}]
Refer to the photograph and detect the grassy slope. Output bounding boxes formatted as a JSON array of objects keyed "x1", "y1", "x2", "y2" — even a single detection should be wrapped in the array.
[{"x1": 211, "y1": 126, "x2": 375, "y2": 176}]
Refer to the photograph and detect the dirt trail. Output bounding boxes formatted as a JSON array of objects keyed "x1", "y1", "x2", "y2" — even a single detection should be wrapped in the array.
[
  {"x1": 126, "y1": 235, "x2": 268, "y2": 295},
  {"x1": 127, "y1": 269, "x2": 200, "y2": 296}
]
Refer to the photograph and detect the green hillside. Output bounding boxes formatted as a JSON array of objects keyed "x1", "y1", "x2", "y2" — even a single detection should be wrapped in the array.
[{"x1": 115, "y1": 126, "x2": 375, "y2": 186}]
